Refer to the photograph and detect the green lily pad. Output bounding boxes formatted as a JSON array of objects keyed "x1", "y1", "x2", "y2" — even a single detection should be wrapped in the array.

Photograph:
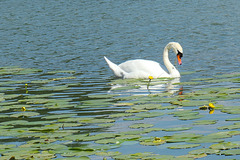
[
  {"x1": 171, "y1": 100, "x2": 210, "y2": 107},
  {"x1": 180, "y1": 71, "x2": 197, "y2": 75},
  {"x1": 217, "y1": 123, "x2": 240, "y2": 130},
  {"x1": 143, "y1": 127, "x2": 163, "y2": 133},
  {"x1": 109, "y1": 113, "x2": 133, "y2": 118},
  {"x1": 193, "y1": 120, "x2": 218, "y2": 125},
  {"x1": 139, "y1": 137, "x2": 166, "y2": 146},
  {"x1": 120, "y1": 130, "x2": 146, "y2": 135},
  {"x1": 191, "y1": 78, "x2": 214, "y2": 81},
  {"x1": 38, "y1": 85, "x2": 70, "y2": 91},
  {"x1": 81, "y1": 99, "x2": 112, "y2": 107},
  {"x1": 61, "y1": 150, "x2": 95, "y2": 157},
  {"x1": 214, "y1": 72, "x2": 240, "y2": 78},
  {"x1": 10, "y1": 111, "x2": 40, "y2": 118},
  {"x1": 131, "y1": 104, "x2": 162, "y2": 110},
  {"x1": 129, "y1": 123, "x2": 154, "y2": 129},
  {"x1": 186, "y1": 137, "x2": 224, "y2": 143},
  {"x1": 164, "y1": 133, "x2": 202, "y2": 143},
  {"x1": 169, "y1": 110, "x2": 204, "y2": 120},
  {"x1": 123, "y1": 117, "x2": 144, "y2": 121},
  {"x1": 47, "y1": 70, "x2": 76, "y2": 74},
  {"x1": 0, "y1": 120, "x2": 29, "y2": 126},
  {"x1": 136, "y1": 111, "x2": 164, "y2": 118},
  {"x1": 163, "y1": 126, "x2": 192, "y2": 132},
  {"x1": 221, "y1": 108, "x2": 240, "y2": 114},
  {"x1": 186, "y1": 131, "x2": 236, "y2": 144},
  {"x1": 25, "y1": 94, "x2": 54, "y2": 99},
  {"x1": 209, "y1": 141, "x2": 240, "y2": 150},
  {"x1": 18, "y1": 98, "x2": 50, "y2": 104},
  {"x1": 87, "y1": 94, "x2": 119, "y2": 99},
  {"x1": 95, "y1": 138, "x2": 120, "y2": 144},
  {"x1": 41, "y1": 114, "x2": 77, "y2": 119},
  {"x1": 125, "y1": 109, "x2": 148, "y2": 113},
  {"x1": 168, "y1": 143, "x2": 201, "y2": 149},
  {"x1": 0, "y1": 67, "x2": 42, "y2": 75},
  {"x1": 114, "y1": 102, "x2": 135, "y2": 106},
  {"x1": 178, "y1": 114, "x2": 204, "y2": 120},
  {"x1": 226, "y1": 117, "x2": 240, "y2": 121},
  {"x1": 177, "y1": 153, "x2": 207, "y2": 159},
  {"x1": 189, "y1": 148, "x2": 220, "y2": 155},
  {"x1": 52, "y1": 76, "x2": 76, "y2": 81},
  {"x1": 83, "y1": 133, "x2": 118, "y2": 142},
  {"x1": 3, "y1": 94, "x2": 22, "y2": 100},
  {"x1": 95, "y1": 151, "x2": 121, "y2": 156},
  {"x1": 206, "y1": 78, "x2": 232, "y2": 83},
  {"x1": 220, "y1": 149, "x2": 240, "y2": 155},
  {"x1": 0, "y1": 144, "x2": 16, "y2": 149},
  {"x1": 30, "y1": 79, "x2": 53, "y2": 84}
]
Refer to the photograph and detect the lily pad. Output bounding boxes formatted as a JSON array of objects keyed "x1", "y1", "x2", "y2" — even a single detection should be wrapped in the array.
[
  {"x1": 123, "y1": 117, "x2": 144, "y2": 121},
  {"x1": 136, "y1": 111, "x2": 164, "y2": 118},
  {"x1": 163, "y1": 126, "x2": 192, "y2": 132},
  {"x1": 209, "y1": 141, "x2": 240, "y2": 150},
  {"x1": 226, "y1": 117, "x2": 240, "y2": 121},
  {"x1": 188, "y1": 148, "x2": 219, "y2": 155},
  {"x1": 186, "y1": 131, "x2": 236, "y2": 143},
  {"x1": 109, "y1": 113, "x2": 133, "y2": 118},
  {"x1": 169, "y1": 110, "x2": 204, "y2": 120},
  {"x1": 171, "y1": 100, "x2": 210, "y2": 107},
  {"x1": 220, "y1": 149, "x2": 240, "y2": 155},
  {"x1": 41, "y1": 114, "x2": 77, "y2": 119},
  {"x1": 164, "y1": 133, "x2": 202, "y2": 143},
  {"x1": 95, "y1": 151, "x2": 121, "y2": 156},
  {"x1": 168, "y1": 143, "x2": 201, "y2": 149},
  {"x1": 217, "y1": 123, "x2": 240, "y2": 130},
  {"x1": 129, "y1": 123, "x2": 154, "y2": 129},
  {"x1": 131, "y1": 104, "x2": 162, "y2": 110},
  {"x1": 193, "y1": 120, "x2": 218, "y2": 125},
  {"x1": 95, "y1": 138, "x2": 120, "y2": 144},
  {"x1": 10, "y1": 111, "x2": 40, "y2": 118},
  {"x1": 140, "y1": 137, "x2": 166, "y2": 146}
]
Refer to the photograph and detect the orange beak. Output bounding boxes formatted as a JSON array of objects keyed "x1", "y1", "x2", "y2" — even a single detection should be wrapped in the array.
[{"x1": 177, "y1": 53, "x2": 182, "y2": 65}]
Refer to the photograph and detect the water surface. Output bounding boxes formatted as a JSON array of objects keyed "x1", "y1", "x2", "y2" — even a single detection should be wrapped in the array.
[{"x1": 0, "y1": 0, "x2": 240, "y2": 159}]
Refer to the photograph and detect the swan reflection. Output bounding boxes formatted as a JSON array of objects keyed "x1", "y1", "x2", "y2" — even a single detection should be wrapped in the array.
[{"x1": 108, "y1": 78, "x2": 181, "y2": 95}]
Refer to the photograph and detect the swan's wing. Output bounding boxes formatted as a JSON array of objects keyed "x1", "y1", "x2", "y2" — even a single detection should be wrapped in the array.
[{"x1": 119, "y1": 59, "x2": 169, "y2": 78}]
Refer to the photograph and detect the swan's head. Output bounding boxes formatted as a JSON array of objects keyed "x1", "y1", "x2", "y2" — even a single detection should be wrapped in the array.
[{"x1": 167, "y1": 42, "x2": 183, "y2": 65}]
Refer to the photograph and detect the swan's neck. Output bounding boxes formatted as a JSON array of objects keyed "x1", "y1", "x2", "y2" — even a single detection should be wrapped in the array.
[{"x1": 163, "y1": 46, "x2": 180, "y2": 77}]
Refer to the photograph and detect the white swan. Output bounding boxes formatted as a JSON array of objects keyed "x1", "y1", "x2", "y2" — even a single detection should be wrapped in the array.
[{"x1": 104, "y1": 42, "x2": 183, "y2": 79}]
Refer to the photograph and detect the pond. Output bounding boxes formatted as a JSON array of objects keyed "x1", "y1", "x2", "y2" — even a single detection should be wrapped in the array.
[{"x1": 0, "y1": 0, "x2": 240, "y2": 159}]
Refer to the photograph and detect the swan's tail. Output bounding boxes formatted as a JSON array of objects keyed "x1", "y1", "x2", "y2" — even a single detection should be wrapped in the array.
[{"x1": 104, "y1": 56, "x2": 126, "y2": 78}]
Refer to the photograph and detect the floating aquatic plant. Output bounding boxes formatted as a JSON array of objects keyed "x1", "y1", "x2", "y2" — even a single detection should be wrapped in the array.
[{"x1": 0, "y1": 66, "x2": 239, "y2": 159}]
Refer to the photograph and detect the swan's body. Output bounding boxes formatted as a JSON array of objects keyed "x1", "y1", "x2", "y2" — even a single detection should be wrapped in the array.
[{"x1": 104, "y1": 42, "x2": 183, "y2": 79}]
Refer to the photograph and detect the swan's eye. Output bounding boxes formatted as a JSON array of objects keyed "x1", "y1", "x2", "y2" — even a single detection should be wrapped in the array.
[{"x1": 177, "y1": 51, "x2": 183, "y2": 58}]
